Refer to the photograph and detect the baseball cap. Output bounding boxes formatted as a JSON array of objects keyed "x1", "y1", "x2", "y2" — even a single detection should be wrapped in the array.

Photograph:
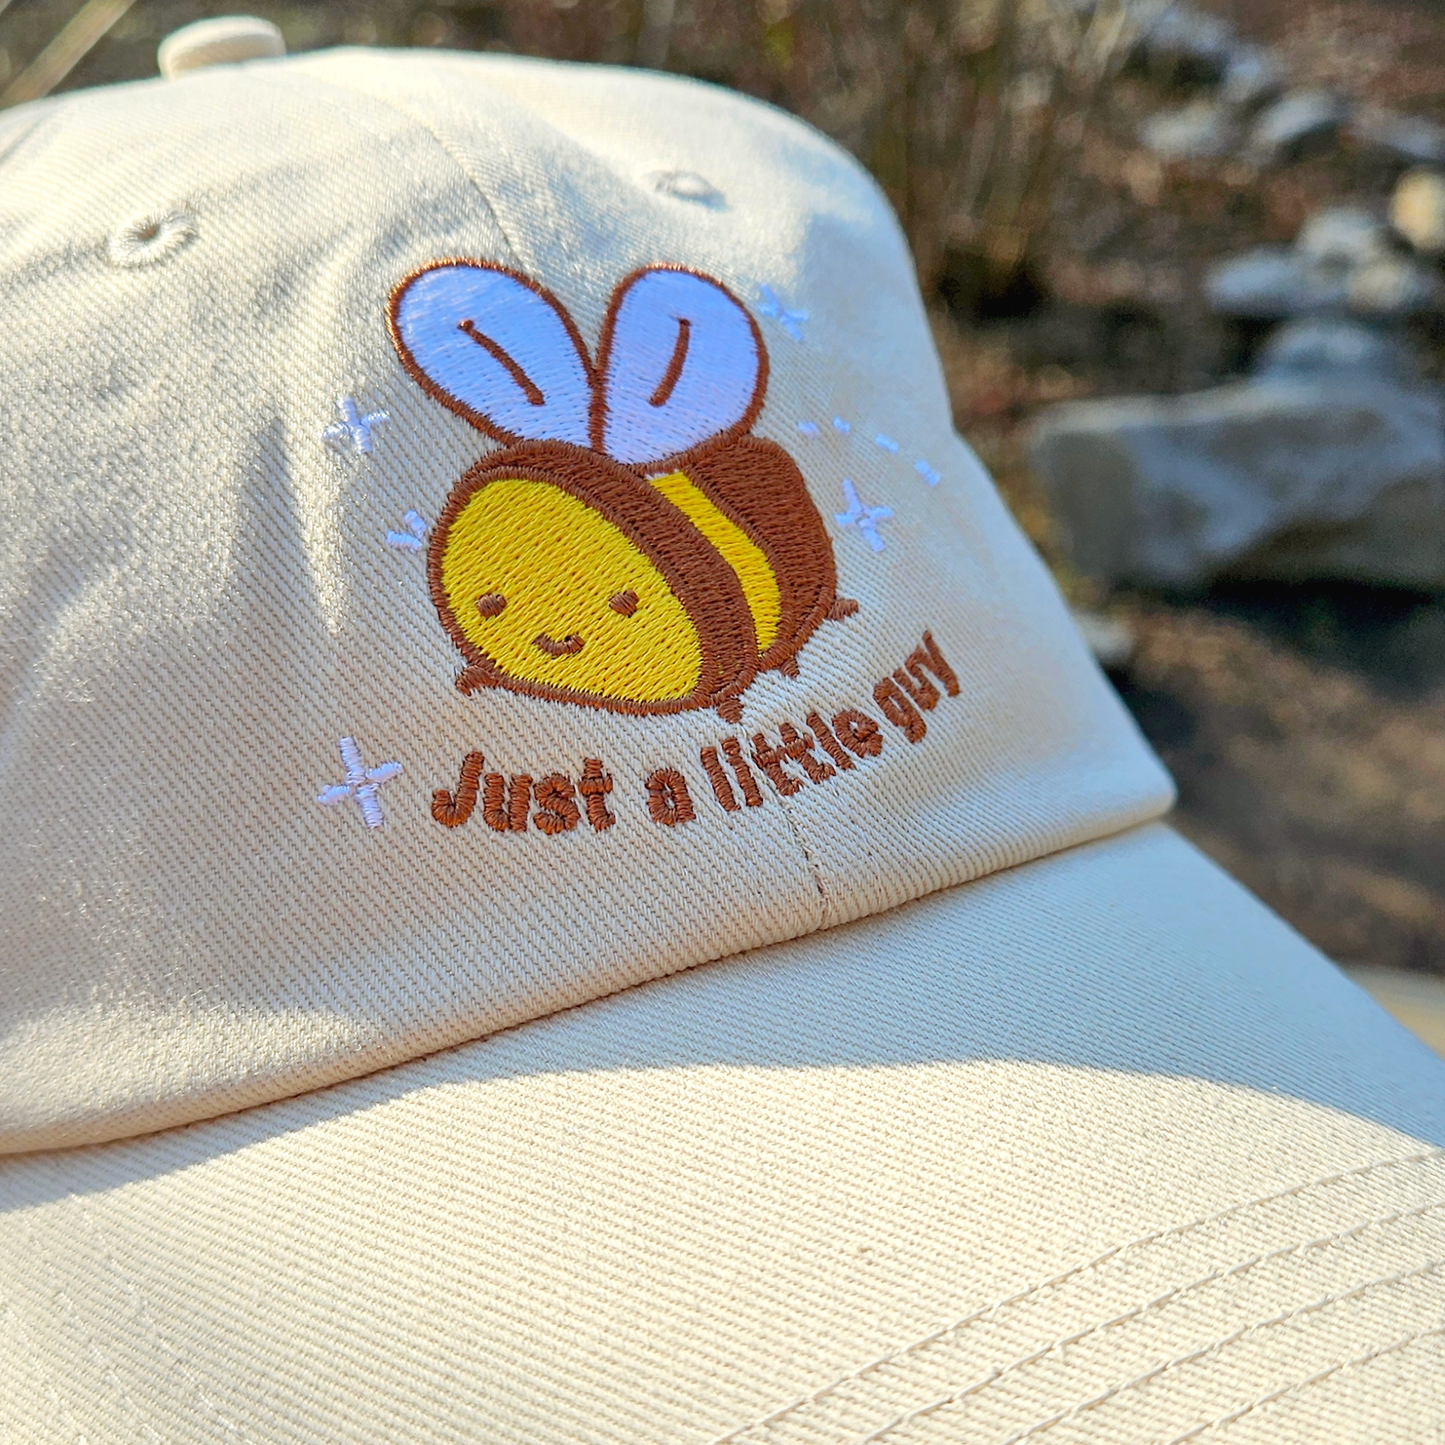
[{"x1": 1, "y1": 27, "x2": 1443, "y2": 1444}]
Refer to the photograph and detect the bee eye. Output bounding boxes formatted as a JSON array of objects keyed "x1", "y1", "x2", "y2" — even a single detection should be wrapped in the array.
[
  {"x1": 609, "y1": 589, "x2": 639, "y2": 616},
  {"x1": 476, "y1": 593, "x2": 507, "y2": 618}
]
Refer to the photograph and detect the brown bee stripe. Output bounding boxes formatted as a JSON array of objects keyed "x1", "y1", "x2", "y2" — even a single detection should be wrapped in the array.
[{"x1": 669, "y1": 435, "x2": 840, "y2": 679}]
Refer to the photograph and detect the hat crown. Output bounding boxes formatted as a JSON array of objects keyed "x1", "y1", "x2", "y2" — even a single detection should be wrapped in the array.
[{"x1": 0, "y1": 49, "x2": 1171, "y2": 1151}]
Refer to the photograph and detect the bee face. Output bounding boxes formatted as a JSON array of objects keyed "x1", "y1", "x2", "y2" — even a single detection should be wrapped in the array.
[
  {"x1": 437, "y1": 476, "x2": 703, "y2": 704},
  {"x1": 429, "y1": 443, "x2": 759, "y2": 715}
]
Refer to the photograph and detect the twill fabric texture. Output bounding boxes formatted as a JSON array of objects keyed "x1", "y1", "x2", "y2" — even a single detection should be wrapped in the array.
[{"x1": 3, "y1": 828, "x2": 1445, "y2": 1444}]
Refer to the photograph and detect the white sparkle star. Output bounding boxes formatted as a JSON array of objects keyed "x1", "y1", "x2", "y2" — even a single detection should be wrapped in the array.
[
  {"x1": 317, "y1": 737, "x2": 403, "y2": 829},
  {"x1": 323, "y1": 396, "x2": 389, "y2": 455},
  {"x1": 758, "y1": 284, "x2": 808, "y2": 342},
  {"x1": 834, "y1": 478, "x2": 893, "y2": 553},
  {"x1": 386, "y1": 510, "x2": 429, "y2": 552}
]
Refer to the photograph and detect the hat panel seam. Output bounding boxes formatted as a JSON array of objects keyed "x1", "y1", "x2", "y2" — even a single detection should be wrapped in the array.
[
  {"x1": 859, "y1": 1240, "x2": 1445, "y2": 1445},
  {"x1": 1167, "y1": 1322, "x2": 1445, "y2": 1444},
  {"x1": 980, "y1": 1258, "x2": 1445, "y2": 1445},
  {"x1": 712, "y1": 1146, "x2": 1445, "y2": 1443},
  {"x1": 246, "y1": 66, "x2": 522, "y2": 267},
  {"x1": 923, "y1": 1194, "x2": 1445, "y2": 1431}
]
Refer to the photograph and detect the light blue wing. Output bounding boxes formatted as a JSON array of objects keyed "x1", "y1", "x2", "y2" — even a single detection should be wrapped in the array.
[
  {"x1": 595, "y1": 268, "x2": 765, "y2": 465},
  {"x1": 390, "y1": 262, "x2": 593, "y2": 447}
]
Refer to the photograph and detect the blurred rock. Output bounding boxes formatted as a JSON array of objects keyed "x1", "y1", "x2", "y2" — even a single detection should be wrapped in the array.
[
  {"x1": 1351, "y1": 108, "x2": 1445, "y2": 168},
  {"x1": 1030, "y1": 379, "x2": 1445, "y2": 589},
  {"x1": 1133, "y1": 3, "x2": 1235, "y2": 84},
  {"x1": 1391, "y1": 168, "x2": 1445, "y2": 255},
  {"x1": 1246, "y1": 90, "x2": 1349, "y2": 166},
  {"x1": 1206, "y1": 248, "x2": 1313, "y2": 317},
  {"x1": 1140, "y1": 102, "x2": 1239, "y2": 160},
  {"x1": 1295, "y1": 206, "x2": 1391, "y2": 267},
  {"x1": 1071, "y1": 609, "x2": 1136, "y2": 670},
  {"x1": 1206, "y1": 217, "x2": 1436, "y2": 320},
  {"x1": 1255, "y1": 317, "x2": 1415, "y2": 380},
  {"x1": 1220, "y1": 45, "x2": 1286, "y2": 113},
  {"x1": 1295, "y1": 206, "x2": 1439, "y2": 314},
  {"x1": 1348, "y1": 254, "x2": 1440, "y2": 315}
]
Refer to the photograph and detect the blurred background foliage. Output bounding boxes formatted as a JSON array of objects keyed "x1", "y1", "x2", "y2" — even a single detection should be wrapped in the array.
[
  {"x1": 2, "y1": 0, "x2": 1443, "y2": 984},
  {"x1": 0, "y1": 0, "x2": 1146, "y2": 299}
]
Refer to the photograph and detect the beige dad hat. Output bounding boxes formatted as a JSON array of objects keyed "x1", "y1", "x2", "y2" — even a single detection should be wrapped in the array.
[{"x1": 2, "y1": 27, "x2": 1443, "y2": 1445}]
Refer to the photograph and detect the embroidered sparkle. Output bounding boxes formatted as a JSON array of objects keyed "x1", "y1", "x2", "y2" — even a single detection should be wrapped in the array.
[
  {"x1": 323, "y1": 396, "x2": 389, "y2": 455},
  {"x1": 317, "y1": 737, "x2": 403, "y2": 829},
  {"x1": 834, "y1": 479, "x2": 893, "y2": 553},
  {"x1": 386, "y1": 510, "x2": 429, "y2": 552},
  {"x1": 914, "y1": 458, "x2": 942, "y2": 486},
  {"x1": 758, "y1": 284, "x2": 808, "y2": 342}
]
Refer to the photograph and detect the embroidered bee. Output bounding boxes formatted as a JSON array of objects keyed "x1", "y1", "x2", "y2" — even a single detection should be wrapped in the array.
[{"x1": 388, "y1": 262, "x2": 856, "y2": 722}]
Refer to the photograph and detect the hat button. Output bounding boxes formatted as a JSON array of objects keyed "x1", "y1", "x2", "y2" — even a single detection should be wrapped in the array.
[{"x1": 157, "y1": 16, "x2": 286, "y2": 79}]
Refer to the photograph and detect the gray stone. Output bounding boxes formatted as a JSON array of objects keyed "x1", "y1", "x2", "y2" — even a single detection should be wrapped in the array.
[
  {"x1": 1256, "y1": 317, "x2": 1416, "y2": 380},
  {"x1": 1029, "y1": 379, "x2": 1445, "y2": 589},
  {"x1": 1206, "y1": 227, "x2": 1436, "y2": 320},
  {"x1": 1246, "y1": 89, "x2": 1349, "y2": 166},
  {"x1": 1292, "y1": 207, "x2": 1439, "y2": 317},
  {"x1": 1391, "y1": 168, "x2": 1445, "y2": 255},
  {"x1": 1134, "y1": 4, "x2": 1235, "y2": 82},
  {"x1": 1347, "y1": 254, "x2": 1440, "y2": 317},
  {"x1": 1220, "y1": 44, "x2": 1286, "y2": 112},
  {"x1": 1140, "y1": 102, "x2": 1239, "y2": 160},
  {"x1": 1295, "y1": 206, "x2": 1391, "y2": 268},
  {"x1": 1351, "y1": 108, "x2": 1445, "y2": 167},
  {"x1": 1205, "y1": 247, "x2": 1319, "y2": 318}
]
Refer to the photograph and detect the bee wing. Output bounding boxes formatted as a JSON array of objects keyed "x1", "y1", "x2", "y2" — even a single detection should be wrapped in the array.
[
  {"x1": 388, "y1": 262, "x2": 593, "y2": 446},
  {"x1": 594, "y1": 268, "x2": 766, "y2": 466}
]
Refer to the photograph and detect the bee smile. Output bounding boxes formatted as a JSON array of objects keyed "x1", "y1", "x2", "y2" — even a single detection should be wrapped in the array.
[{"x1": 534, "y1": 632, "x2": 584, "y2": 657}]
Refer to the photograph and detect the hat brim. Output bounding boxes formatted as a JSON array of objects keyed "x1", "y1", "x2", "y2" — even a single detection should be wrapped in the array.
[{"x1": 3, "y1": 822, "x2": 1444, "y2": 1444}]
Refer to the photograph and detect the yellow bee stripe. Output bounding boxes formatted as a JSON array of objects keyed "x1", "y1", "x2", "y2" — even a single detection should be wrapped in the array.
[{"x1": 648, "y1": 470, "x2": 781, "y2": 656}]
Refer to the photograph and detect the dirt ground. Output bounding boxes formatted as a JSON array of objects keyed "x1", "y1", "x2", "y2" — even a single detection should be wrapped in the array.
[{"x1": 16, "y1": 0, "x2": 1445, "y2": 973}]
